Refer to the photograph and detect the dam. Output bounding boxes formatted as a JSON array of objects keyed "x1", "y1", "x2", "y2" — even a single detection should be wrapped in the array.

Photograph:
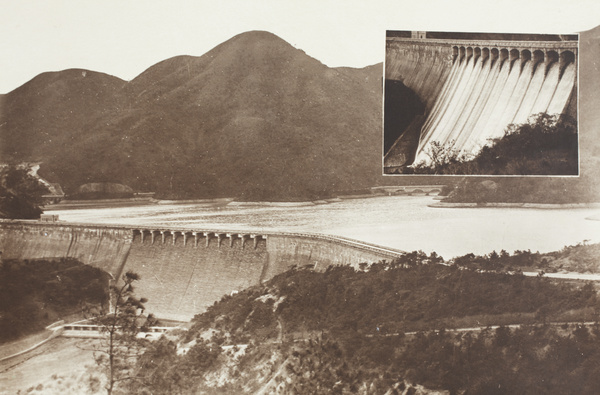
[
  {"x1": 384, "y1": 31, "x2": 578, "y2": 170},
  {"x1": 0, "y1": 220, "x2": 404, "y2": 321}
]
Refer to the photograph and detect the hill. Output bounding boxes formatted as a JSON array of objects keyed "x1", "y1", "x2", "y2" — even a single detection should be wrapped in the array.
[
  {"x1": 0, "y1": 69, "x2": 127, "y2": 160},
  {"x1": 124, "y1": 247, "x2": 600, "y2": 394},
  {"x1": 0, "y1": 31, "x2": 394, "y2": 201}
]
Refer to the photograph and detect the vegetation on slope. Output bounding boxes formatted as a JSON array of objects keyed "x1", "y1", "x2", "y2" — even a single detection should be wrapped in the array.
[
  {"x1": 128, "y1": 246, "x2": 600, "y2": 394},
  {"x1": 542, "y1": 243, "x2": 600, "y2": 273},
  {"x1": 398, "y1": 112, "x2": 600, "y2": 204},
  {"x1": 191, "y1": 254, "x2": 596, "y2": 338},
  {"x1": 404, "y1": 113, "x2": 578, "y2": 176},
  {"x1": 452, "y1": 242, "x2": 600, "y2": 274},
  {"x1": 0, "y1": 258, "x2": 109, "y2": 343},
  {"x1": 0, "y1": 165, "x2": 49, "y2": 219}
]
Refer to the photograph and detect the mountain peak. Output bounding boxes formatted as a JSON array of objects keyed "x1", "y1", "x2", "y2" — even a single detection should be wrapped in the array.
[
  {"x1": 1, "y1": 31, "x2": 383, "y2": 200},
  {"x1": 206, "y1": 29, "x2": 305, "y2": 61},
  {"x1": 230, "y1": 30, "x2": 286, "y2": 42},
  {"x1": 7, "y1": 68, "x2": 125, "y2": 96}
]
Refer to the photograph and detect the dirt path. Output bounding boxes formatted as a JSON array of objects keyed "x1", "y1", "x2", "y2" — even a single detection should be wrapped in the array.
[{"x1": 0, "y1": 337, "x2": 99, "y2": 394}]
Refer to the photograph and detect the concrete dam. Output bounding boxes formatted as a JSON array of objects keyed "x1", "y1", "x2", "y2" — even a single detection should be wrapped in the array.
[
  {"x1": 0, "y1": 221, "x2": 404, "y2": 321},
  {"x1": 384, "y1": 32, "x2": 578, "y2": 168}
]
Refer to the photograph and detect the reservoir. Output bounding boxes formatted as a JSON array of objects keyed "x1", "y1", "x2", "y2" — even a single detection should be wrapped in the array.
[{"x1": 49, "y1": 196, "x2": 600, "y2": 259}]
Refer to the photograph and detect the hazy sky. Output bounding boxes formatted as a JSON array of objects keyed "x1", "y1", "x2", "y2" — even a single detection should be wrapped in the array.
[{"x1": 1, "y1": 0, "x2": 598, "y2": 93}]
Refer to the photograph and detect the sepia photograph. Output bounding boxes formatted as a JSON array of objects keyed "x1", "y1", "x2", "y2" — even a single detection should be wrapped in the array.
[
  {"x1": 1, "y1": 1, "x2": 600, "y2": 394},
  {"x1": 384, "y1": 30, "x2": 579, "y2": 176}
]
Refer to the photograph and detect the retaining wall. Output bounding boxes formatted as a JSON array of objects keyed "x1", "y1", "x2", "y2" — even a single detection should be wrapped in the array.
[{"x1": 0, "y1": 221, "x2": 132, "y2": 278}]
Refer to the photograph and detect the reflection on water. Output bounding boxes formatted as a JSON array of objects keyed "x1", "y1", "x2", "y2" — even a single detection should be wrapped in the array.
[{"x1": 51, "y1": 196, "x2": 600, "y2": 259}]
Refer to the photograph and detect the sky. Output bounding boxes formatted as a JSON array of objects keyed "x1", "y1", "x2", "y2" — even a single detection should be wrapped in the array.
[{"x1": 0, "y1": 0, "x2": 599, "y2": 94}]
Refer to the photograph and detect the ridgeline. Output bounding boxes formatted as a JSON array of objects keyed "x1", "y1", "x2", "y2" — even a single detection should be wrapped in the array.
[{"x1": 0, "y1": 31, "x2": 385, "y2": 201}]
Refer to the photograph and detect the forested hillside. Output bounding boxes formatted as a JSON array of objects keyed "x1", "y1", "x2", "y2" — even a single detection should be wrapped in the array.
[{"x1": 127, "y1": 246, "x2": 600, "y2": 394}]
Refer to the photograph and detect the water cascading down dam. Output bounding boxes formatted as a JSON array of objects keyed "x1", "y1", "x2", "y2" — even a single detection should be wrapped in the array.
[{"x1": 384, "y1": 31, "x2": 578, "y2": 170}]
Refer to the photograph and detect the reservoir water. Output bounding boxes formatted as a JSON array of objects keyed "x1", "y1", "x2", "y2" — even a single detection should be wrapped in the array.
[{"x1": 50, "y1": 196, "x2": 600, "y2": 260}]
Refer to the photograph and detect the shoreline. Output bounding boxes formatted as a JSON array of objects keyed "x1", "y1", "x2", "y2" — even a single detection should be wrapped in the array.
[
  {"x1": 155, "y1": 197, "x2": 234, "y2": 205},
  {"x1": 45, "y1": 196, "x2": 600, "y2": 212},
  {"x1": 44, "y1": 197, "x2": 158, "y2": 210},
  {"x1": 45, "y1": 194, "x2": 389, "y2": 210},
  {"x1": 429, "y1": 202, "x2": 600, "y2": 209}
]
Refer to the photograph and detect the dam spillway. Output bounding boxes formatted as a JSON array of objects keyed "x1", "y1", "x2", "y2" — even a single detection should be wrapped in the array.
[
  {"x1": 0, "y1": 221, "x2": 404, "y2": 321},
  {"x1": 384, "y1": 33, "x2": 578, "y2": 168}
]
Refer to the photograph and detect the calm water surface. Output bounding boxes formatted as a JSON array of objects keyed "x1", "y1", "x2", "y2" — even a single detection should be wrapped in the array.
[{"x1": 51, "y1": 196, "x2": 600, "y2": 259}]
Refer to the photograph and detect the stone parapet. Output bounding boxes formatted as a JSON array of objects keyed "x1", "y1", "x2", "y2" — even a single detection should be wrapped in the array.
[{"x1": 387, "y1": 37, "x2": 578, "y2": 53}]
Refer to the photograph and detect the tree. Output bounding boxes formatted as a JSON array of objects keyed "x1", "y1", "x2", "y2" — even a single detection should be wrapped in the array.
[
  {"x1": 406, "y1": 112, "x2": 578, "y2": 176},
  {"x1": 90, "y1": 271, "x2": 157, "y2": 395},
  {"x1": 420, "y1": 140, "x2": 464, "y2": 173},
  {"x1": 0, "y1": 165, "x2": 49, "y2": 219}
]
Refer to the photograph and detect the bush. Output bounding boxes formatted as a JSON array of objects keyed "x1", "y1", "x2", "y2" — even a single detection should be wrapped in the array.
[{"x1": 405, "y1": 113, "x2": 578, "y2": 176}]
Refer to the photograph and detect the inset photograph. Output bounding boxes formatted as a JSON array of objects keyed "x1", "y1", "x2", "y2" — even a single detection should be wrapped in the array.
[{"x1": 384, "y1": 30, "x2": 579, "y2": 175}]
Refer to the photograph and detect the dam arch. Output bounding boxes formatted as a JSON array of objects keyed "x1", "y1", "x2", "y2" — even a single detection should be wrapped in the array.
[
  {"x1": 490, "y1": 47, "x2": 499, "y2": 63},
  {"x1": 0, "y1": 221, "x2": 405, "y2": 321},
  {"x1": 559, "y1": 50, "x2": 576, "y2": 75},
  {"x1": 466, "y1": 46, "x2": 473, "y2": 59},
  {"x1": 532, "y1": 50, "x2": 544, "y2": 64},
  {"x1": 452, "y1": 46, "x2": 459, "y2": 62},
  {"x1": 546, "y1": 50, "x2": 559, "y2": 69},
  {"x1": 480, "y1": 47, "x2": 489, "y2": 62},
  {"x1": 499, "y1": 48, "x2": 509, "y2": 63}
]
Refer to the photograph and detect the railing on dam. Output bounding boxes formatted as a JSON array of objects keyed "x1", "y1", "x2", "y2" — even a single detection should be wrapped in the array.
[
  {"x1": 62, "y1": 324, "x2": 170, "y2": 333},
  {"x1": 0, "y1": 220, "x2": 408, "y2": 321},
  {"x1": 386, "y1": 37, "x2": 578, "y2": 56},
  {"x1": 371, "y1": 185, "x2": 444, "y2": 195},
  {"x1": 0, "y1": 219, "x2": 407, "y2": 260},
  {"x1": 132, "y1": 229, "x2": 268, "y2": 248},
  {"x1": 130, "y1": 226, "x2": 406, "y2": 259},
  {"x1": 61, "y1": 323, "x2": 172, "y2": 339},
  {"x1": 272, "y1": 231, "x2": 406, "y2": 258}
]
